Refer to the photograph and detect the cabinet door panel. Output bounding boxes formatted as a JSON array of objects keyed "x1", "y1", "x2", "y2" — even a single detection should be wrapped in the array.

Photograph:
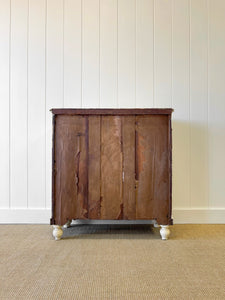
[
  {"x1": 54, "y1": 115, "x2": 88, "y2": 224},
  {"x1": 122, "y1": 116, "x2": 136, "y2": 219},
  {"x1": 88, "y1": 116, "x2": 101, "y2": 218},
  {"x1": 101, "y1": 116, "x2": 123, "y2": 219},
  {"x1": 135, "y1": 115, "x2": 170, "y2": 223}
]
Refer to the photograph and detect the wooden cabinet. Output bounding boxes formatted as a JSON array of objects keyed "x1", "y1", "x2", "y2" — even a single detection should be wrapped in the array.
[{"x1": 51, "y1": 109, "x2": 173, "y2": 240}]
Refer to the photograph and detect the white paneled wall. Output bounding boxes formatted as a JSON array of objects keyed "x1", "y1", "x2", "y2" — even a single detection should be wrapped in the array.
[
  {"x1": 28, "y1": 0, "x2": 46, "y2": 209},
  {"x1": 0, "y1": 0, "x2": 225, "y2": 223}
]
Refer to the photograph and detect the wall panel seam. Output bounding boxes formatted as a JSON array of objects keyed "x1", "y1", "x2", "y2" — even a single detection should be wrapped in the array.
[
  {"x1": 116, "y1": 0, "x2": 118, "y2": 108},
  {"x1": 135, "y1": 0, "x2": 136, "y2": 108},
  {"x1": 27, "y1": 0, "x2": 29, "y2": 208},
  {"x1": 189, "y1": 0, "x2": 191, "y2": 208},
  {"x1": 99, "y1": 0, "x2": 101, "y2": 108},
  {"x1": 81, "y1": 0, "x2": 83, "y2": 107},
  {"x1": 207, "y1": 0, "x2": 210, "y2": 208},
  {"x1": 44, "y1": 0, "x2": 47, "y2": 208},
  {"x1": 171, "y1": 0, "x2": 173, "y2": 109},
  {"x1": 153, "y1": 0, "x2": 155, "y2": 108},
  {"x1": 62, "y1": 0, "x2": 65, "y2": 108},
  {"x1": 9, "y1": 0, "x2": 12, "y2": 209}
]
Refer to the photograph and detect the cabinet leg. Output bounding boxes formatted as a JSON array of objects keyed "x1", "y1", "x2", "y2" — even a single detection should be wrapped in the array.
[
  {"x1": 52, "y1": 225, "x2": 63, "y2": 241},
  {"x1": 160, "y1": 225, "x2": 170, "y2": 240}
]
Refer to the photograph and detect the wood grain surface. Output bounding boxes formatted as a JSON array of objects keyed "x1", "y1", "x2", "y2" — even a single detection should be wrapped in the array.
[
  {"x1": 52, "y1": 110, "x2": 172, "y2": 225},
  {"x1": 88, "y1": 116, "x2": 101, "y2": 218},
  {"x1": 122, "y1": 116, "x2": 136, "y2": 219},
  {"x1": 53, "y1": 115, "x2": 88, "y2": 225},
  {"x1": 100, "y1": 116, "x2": 123, "y2": 219},
  {"x1": 135, "y1": 115, "x2": 170, "y2": 224},
  {"x1": 51, "y1": 108, "x2": 173, "y2": 115}
]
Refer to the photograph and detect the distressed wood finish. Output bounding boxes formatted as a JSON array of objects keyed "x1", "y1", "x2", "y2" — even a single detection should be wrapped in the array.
[
  {"x1": 51, "y1": 109, "x2": 173, "y2": 228},
  {"x1": 101, "y1": 116, "x2": 123, "y2": 219},
  {"x1": 122, "y1": 116, "x2": 136, "y2": 219},
  {"x1": 53, "y1": 115, "x2": 88, "y2": 225},
  {"x1": 88, "y1": 116, "x2": 101, "y2": 219},
  {"x1": 51, "y1": 108, "x2": 173, "y2": 115},
  {"x1": 135, "y1": 115, "x2": 170, "y2": 224}
]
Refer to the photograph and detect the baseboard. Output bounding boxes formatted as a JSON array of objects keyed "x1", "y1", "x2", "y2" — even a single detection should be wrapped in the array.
[
  {"x1": 0, "y1": 208, "x2": 224, "y2": 224},
  {"x1": 0, "y1": 208, "x2": 51, "y2": 224},
  {"x1": 173, "y1": 208, "x2": 225, "y2": 224}
]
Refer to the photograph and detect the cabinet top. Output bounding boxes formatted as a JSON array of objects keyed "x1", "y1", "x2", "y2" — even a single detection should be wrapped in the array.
[{"x1": 51, "y1": 108, "x2": 173, "y2": 115}]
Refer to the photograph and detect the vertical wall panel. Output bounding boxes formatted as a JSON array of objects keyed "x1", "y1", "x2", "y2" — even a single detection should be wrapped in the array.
[
  {"x1": 46, "y1": 0, "x2": 64, "y2": 208},
  {"x1": 0, "y1": 0, "x2": 10, "y2": 208},
  {"x1": 208, "y1": 0, "x2": 225, "y2": 208},
  {"x1": 190, "y1": 0, "x2": 208, "y2": 208},
  {"x1": 64, "y1": 0, "x2": 82, "y2": 108},
  {"x1": 136, "y1": 0, "x2": 154, "y2": 108},
  {"x1": 10, "y1": 0, "x2": 28, "y2": 208},
  {"x1": 100, "y1": 0, "x2": 117, "y2": 108},
  {"x1": 154, "y1": 0, "x2": 172, "y2": 107},
  {"x1": 172, "y1": 0, "x2": 190, "y2": 208},
  {"x1": 118, "y1": 0, "x2": 136, "y2": 107},
  {"x1": 82, "y1": 0, "x2": 100, "y2": 108},
  {"x1": 28, "y1": 0, "x2": 46, "y2": 208}
]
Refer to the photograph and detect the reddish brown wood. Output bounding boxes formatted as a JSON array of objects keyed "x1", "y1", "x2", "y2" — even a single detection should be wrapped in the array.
[
  {"x1": 100, "y1": 116, "x2": 123, "y2": 219},
  {"x1": 88, "y1": 116, "x2": 101, "y2": 219},
  {"x1": 51, "y1": 108, "x2": 173, "y2": 115},
  {"x1": 122, "y1": 116, "x2": 136, "y2": 219},
  {"x1": 168, "y1": 114, "x2": 173, "y2": 225},
  {"x1": 135, "y1": 115, "x2": 170, "y2": 224},
  {"x1": 135, "y1": 115, "x2": 154, "y2": 219},
  {"x1": 50, "y1": 115, "x2": 56, "y2": 225},
  {"x1": 51, "y1": 109, "x2": 173, "y2": 226},
  {"x1": 54, "y1": 115, "x2": 88, "y2": 225}
]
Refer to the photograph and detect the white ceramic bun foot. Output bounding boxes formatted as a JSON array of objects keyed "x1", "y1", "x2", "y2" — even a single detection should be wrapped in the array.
[
  {"x1": 160, "y1": 225, "x2": 170, "y2": 240},
  {"x1": 53, "y1": 225, "x2": 63, "y2": 241}
]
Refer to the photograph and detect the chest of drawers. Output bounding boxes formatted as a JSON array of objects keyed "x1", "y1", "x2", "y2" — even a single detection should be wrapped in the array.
[{"x1": 51, "y1": 109, "x2": 173, "y2": 240}]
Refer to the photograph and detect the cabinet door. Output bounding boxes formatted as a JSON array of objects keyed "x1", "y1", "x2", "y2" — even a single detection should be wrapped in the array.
[
  {"x1": 122, "y1": 116, "x2": 136, "y2": 219},
  {"x1": 88, "y1": 116, "x2": 101, "y2": 218},
  {"x1": 100, "y1": 116, "x2": 123, "y2": 219},
  {"x1": 88, "y1": 115, "x2": 136, "y2": 220},
  {"x1": 135, "y1": 115, "x2": 170, "y2": 224},
  {"x1": 54, "y1": 115, "x2": 88, "y2": 225}
]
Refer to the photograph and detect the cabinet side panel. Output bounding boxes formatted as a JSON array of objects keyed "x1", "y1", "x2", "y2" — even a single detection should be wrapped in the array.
[
  {"x1": 88, "y1": 116, "x2": 101, "y2": 218},
  {"x1": 101, "y1": 116, "x2": 123, "y2": 219},
  {"x1": 122, "y1": 116, "x2": 136, "y2": 219},
  {"x1": 54, "y1": 115, "x2": 88, "y2": 225},
  {"x1": 136, "y1": 115, "x2": 170, "y2": 224}
]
